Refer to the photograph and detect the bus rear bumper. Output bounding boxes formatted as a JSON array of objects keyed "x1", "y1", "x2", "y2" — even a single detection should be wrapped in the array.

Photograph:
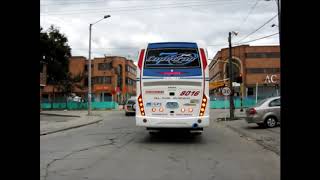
[{"x1": 136, "y1": 116, "x2": 209, "y2": 128}]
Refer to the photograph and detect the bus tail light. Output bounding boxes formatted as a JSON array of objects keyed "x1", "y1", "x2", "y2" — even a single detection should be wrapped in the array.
[
  {"x1": 152, "y1": 108, "x2": 156, "y2": 112},
  {"x1": 188, "y1": 108, "x2": 193, "y2": 112},
  {"x1": 138, "y1": 94, "x2": 145, "y2": 116},
  {"x1": 159, "y1": 107, "x2": 164, "y2": 112},
  {"x1": 199, "y1": 95, "x2": 207, "y2": 116}
]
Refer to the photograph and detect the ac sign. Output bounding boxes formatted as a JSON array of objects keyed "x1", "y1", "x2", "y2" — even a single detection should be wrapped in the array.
[{"x1": 265, "y1": 75, "x2": 278, "y2": 84}]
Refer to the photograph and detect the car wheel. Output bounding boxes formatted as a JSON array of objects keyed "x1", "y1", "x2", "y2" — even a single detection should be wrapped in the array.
[{"x1": 264, "y1": 116, "x2": 277, "y2": 128}]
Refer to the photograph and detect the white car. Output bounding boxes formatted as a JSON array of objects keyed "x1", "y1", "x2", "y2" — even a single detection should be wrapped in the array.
[{"x1": 125, "y1": 97, "x2": 136, "y2": 116}]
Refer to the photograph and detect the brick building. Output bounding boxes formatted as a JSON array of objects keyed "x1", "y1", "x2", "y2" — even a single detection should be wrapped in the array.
[
  {"x1": 42, "y1": 56, "x2": 137, "y2": 104},
  {"x1": 91, "y1": 56, "x2": 136, "y2": 103},
  {"x1": 209, "y1": 45, "x2": 280, "y2": 98}
]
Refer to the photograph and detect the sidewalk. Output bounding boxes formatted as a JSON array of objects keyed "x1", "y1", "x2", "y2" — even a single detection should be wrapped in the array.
[
  {"x1": 210, "y1": 109, "x2": 246, "y2": 120},
  {"x1": 40, "y1": 110, "x2": 103, "y2": 136},
  {"x1": 218, "y1": 120, "x2": 280, "y2": 155},
  {"x1": 210, "y1": 109, "x2": 280, "y2": 155}
]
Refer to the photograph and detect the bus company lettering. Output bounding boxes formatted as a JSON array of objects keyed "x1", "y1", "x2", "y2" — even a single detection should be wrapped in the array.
[{"x1": 146, "y1": 52, "x2": 198, "y2": 65}]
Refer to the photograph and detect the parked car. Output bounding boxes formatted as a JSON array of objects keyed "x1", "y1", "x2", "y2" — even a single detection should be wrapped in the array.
[
  {"x1": 125, "y1": 97, "x2": 136, "y2": 116},
  {"x1": 245, "y1": 96, "x2": 280, "y2": 128}
]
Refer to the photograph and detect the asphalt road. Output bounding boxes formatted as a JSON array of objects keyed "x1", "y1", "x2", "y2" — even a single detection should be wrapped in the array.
[{"x1": 40, "y1": 111, "x2": 280, "y2": 180}]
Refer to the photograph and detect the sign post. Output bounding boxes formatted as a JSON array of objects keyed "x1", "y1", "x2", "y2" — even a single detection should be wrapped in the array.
[
  {"x1": 222, "y1": 87, "x2": 231, "y2": 120},
  {"x1": 256, "y1": 82, "x2": 258, "y2": 104}
]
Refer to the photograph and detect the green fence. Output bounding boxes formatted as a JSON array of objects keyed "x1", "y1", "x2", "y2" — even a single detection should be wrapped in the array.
[
  {"x1": 41, "y1": 101, "x2": 119, "y2": 110},
  {"x1": 210, "y1": 96, "x2": 267, "y2": 109}
]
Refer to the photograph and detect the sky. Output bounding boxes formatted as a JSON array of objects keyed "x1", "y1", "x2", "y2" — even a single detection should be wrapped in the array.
[{"x1": 40, "y1": 0, "x2": 279, "y2": 63}]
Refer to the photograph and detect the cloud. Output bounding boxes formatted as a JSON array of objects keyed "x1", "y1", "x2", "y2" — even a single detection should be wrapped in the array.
[{"x1": 41, "y1": 0, "x2": 279, "y2": 59}]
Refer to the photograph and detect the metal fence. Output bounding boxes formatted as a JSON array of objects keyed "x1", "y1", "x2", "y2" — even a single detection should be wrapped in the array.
[
  {"x1": 209, "y1": 96, "x2": 271, "y2": 109},
  {"x1": 41, "y1": 101, "x2": 119, "y2": 110}
]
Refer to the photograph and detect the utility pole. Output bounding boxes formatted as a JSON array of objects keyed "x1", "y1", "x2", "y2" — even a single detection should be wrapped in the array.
[
  {"x1": 88, "y1": 24, "x2": 92, "y2": 115},
  {"x1": 277, "y1": 0, "x2": 280, "y2": 38},
  {"x1": 228, "y1": 32, "x2": 235, "y2": 119}
]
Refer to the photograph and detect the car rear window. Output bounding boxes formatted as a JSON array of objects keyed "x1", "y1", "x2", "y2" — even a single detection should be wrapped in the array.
[
  {"x1": 127, "y1": 100, "x2": 135, "y2": 105},
  {"x1": 254, "y1": 98, "x2": 268, "y2": 107}
]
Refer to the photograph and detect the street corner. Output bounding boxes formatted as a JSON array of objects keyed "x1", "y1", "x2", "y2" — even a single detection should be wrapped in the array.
[
  {"x1": 40, "y1": 113, "x2": 103, "y2": 136},
  {"x1": 219, "y1": 119, "x2": 280, "y2": 155}
]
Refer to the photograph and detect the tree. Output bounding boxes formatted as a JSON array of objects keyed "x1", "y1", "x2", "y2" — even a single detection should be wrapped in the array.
[
  {"x1": 40, "y1": 25, "x2": 71, "y2": 84},
  {"x1": 40, "y1": 25, "x2": 72, "y2": 105},
  {"x1": 56, "y1": 72, "x2": 87, "y2": 109}
]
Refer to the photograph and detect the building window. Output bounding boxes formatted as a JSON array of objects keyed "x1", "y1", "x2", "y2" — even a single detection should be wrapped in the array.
[
  {"x1": 93, "y1": 76, "x2": 111, "y2": 84},
  {"x1": 98, "y1": 63, "x2": 112, "y2": 70},
  {"x1": 247, "y1": 68, "x2": 280, "y2": 74},
  {"x1": 126, "y1": 78, "x2": 136, "y2": 86},
  {"x1": 246, "y1": 52, "x2": 280, "y2": 59},
  {"x1": 85, "y1": 64, "x2": 94, "y2": 71},
  {"x1": 247, "y1": 88, "x2": 254, "y2": 96},
  {"x1": 126, "y1": 65, "x2": 136, "y2": 74}
]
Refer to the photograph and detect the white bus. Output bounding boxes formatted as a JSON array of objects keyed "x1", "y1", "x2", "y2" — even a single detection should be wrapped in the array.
[{"x1": 136, "y1": 42, "x2": 210, "y2": 133}]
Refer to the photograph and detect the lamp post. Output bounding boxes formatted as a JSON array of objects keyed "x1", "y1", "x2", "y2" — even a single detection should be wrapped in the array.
[
  {"x1": 88, "y1": 15, "x2": 111, "y2": 115},
  {"x1": 266, "y1": 0, "x2": 280, "y2": 43}
]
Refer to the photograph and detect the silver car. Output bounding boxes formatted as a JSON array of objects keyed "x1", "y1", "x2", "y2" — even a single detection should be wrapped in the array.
[
  {"x1": 245, "y1": 96, "x2": 280, "y2": 128},
  {"x1": 125, "y1": 97, "x2": 136, "y2": 116}
]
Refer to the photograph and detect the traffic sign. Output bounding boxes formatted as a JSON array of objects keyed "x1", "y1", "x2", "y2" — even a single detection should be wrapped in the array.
[{"x1": 222, "y1": 87, "x2": 231, "y2": 96}]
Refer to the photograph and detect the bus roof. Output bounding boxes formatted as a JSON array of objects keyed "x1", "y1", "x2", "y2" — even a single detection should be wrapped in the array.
[{"x1": 147, "y1": 42, "x2": 198, "y2": 49}]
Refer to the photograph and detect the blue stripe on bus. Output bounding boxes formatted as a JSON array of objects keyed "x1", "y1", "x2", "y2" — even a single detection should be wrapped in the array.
[{"x1": 147, "y1": 42, "x2": 198, "y2": 49}]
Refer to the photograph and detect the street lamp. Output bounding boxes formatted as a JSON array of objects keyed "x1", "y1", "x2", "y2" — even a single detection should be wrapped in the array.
[
  {"x1": 265, "y1": 0, "x2": 280, "y2": 43},
  {"x1": 88, "y1": 15, "x2": 111, "y2": 115}
]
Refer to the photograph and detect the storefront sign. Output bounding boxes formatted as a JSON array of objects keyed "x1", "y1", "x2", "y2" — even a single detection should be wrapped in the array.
[
  {"x1": 264, "y1": 75, "x2": 279, "y2": 84},
  {"x1": 95, "y1": 85, "x2": 109, "y2": 91}
]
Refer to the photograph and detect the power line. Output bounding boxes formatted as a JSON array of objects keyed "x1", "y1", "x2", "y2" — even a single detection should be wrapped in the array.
[
  {"x1": 41, "y1": 0, "x2": 244, "y2": 15},
  {"x1": 234, "y1": 32, "x2": 279, "y2": 45},
  {"x1": 207, "y1": 44, "x2": 228, "y2": 47},
  {"x1": 41, "y1": 0, "x2": 219, "y2": 12},
  {"x1": 41, "y1": 0, "x2": 106, "y2": 6},
  {"x1": 234, "y1": 0, "x2": 260, "y2": 31},
  {"x1": 73, "y1": 32, "x2": 278, "y2": 53},
  {"x1": 235, "y1": 13, "x2": 278, "y2": 43},
  {"x1": 40, "y1": 0, "x2": 237, "y2": 6},
  {"x1": 72, "y1": 47, "x2": 140, "y2": 50},
  {"x1": 40, "y1": 0, "x2": 248, "y2": 16}
]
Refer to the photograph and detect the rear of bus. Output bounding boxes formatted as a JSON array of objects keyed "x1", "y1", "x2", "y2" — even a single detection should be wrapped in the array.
[{"x1": 136, "y1": 42, "x2": 209, "y2": 131}]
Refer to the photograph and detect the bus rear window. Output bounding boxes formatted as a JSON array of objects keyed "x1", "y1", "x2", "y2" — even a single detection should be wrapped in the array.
[{"x1": 144, "y1": 48, "x2": 200, "y2": 68}]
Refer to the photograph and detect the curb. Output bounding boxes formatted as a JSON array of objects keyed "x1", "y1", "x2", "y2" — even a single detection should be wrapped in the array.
[
  {"x1": 40, "y1": 113, "x2": 81, "y2": 118},
  {"x1": 216, "y1": 117, "x2": 246, "y2": 121},
  {"x1": 220, "y1": 122, "x2": 280, "y2": 156},
  {"x1": 40, "y1": 119, "x2": 103, "y2": 136}
]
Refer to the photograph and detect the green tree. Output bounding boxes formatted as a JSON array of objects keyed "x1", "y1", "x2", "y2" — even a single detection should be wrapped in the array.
[
  {"x1": 56, "y1": 72, "x2": 87, "y2": 109},
  {"x1": 40, "y1": 25, "x2": 72, "y2": 106},
  {"x1": 40, "y1": 25, "x2": 71, "y2": 84}
]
